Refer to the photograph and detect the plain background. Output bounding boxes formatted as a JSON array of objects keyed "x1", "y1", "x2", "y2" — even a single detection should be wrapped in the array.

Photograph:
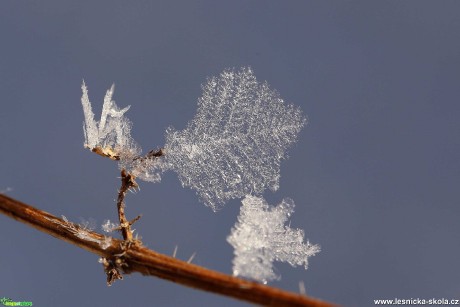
[{"x1": 1, "y1": 1, "x2": 459, "y2": 306}]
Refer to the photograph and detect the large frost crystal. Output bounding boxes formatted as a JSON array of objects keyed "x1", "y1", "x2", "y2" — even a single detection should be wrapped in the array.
[
  {"x1": 164, "y1": 67, "x2": 306, "y2": 210},
  {"x1": 81, "y1": 82, "x2": 160, "y2": 182},
  {"x1": 227, "y1": 195, "x2": 320, "y2": 283}
]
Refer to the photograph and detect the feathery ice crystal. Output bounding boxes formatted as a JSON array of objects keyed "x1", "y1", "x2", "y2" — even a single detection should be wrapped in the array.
[
  {"x1": 227, "y1": 195, "x2": 320, "y2": 283},
  {"x1": 81, "y1": 82, "x2": 161, "y2": 182},
  {"x1": 163, "y1": 67, "x2": 306, "y2": 210}
]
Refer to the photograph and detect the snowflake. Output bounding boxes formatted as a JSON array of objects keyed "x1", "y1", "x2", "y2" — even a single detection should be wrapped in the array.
[
  {"x1": 227, "y1": 195, "x2": 320, "y2": 283},
  {"x1": 163, "y1": 67, "x2": 306, "y2": 210}
]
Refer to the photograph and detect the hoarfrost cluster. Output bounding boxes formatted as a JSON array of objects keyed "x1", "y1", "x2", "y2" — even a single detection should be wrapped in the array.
[
  {"x1": 163, "y1": 67, "x2": 306, "y2": 210},
  {"x1": 81, "y1": 82, "x2": 160, "y2": 182},
  {"x1": 227, "y1": 195, "x2": 320, "y2": 283}
]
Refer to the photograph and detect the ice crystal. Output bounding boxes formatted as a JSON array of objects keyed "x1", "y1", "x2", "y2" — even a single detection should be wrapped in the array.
[
  {"x1": 78, "y1": 217, "x2": 96, "y2": 231},
  {"x1": 81, "y1": 82, "x2": 135, "y2": 157},
  {"x1": 81, "y1": 82, "x2": 161, "y2": 182},
  {"x1": 163, "y1": 67, "x2": 306, "y2": 210},
  {"x1": 45, "y1": 216, "x2": 113, "y2": 250},
  {"x1": 227, "y1": 195, "x2": 320, "y2": 283},
  {"x1": 102, "y1": 219, "x2": 119, "y2": 233},
  {"x1": 100, "y1": 236, "x2": 113, "y2": 250}
]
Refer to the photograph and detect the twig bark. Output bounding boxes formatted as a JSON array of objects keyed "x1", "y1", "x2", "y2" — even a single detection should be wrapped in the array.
[
  {"x1": 0, "y1": 194, "x2": 336, "y2": 307},
  {"x1": 116, "y1": 169, "x2": 139, "y2": 241}
]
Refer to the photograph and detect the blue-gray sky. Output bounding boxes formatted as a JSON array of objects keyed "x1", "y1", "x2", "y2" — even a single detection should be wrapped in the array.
[{"x1": 1, "y1": 1, "x2": 459, "y2": 306}]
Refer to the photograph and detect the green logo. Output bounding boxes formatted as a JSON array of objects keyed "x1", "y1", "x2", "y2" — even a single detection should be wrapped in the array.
[{"x1": 0, "y1": 297, "x2": 33, "y2": 306}]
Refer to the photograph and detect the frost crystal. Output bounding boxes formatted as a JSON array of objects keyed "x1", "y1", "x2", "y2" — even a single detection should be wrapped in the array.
[
  {"x1": 100, "y1": 236, "x2": 113, "y2": 250},
  {"x1": 102, "y1": 219, "x2": 119, "y2": 233},
  {"x1": 81, "y1": 82, "x2": 161, "y2": 182},
  {"x1": 163, "y1": 67, "x2": 306, "y2": 210},
  {"x1": 227, "y1": 195, "x2": 320, "y2": 283},
  {"x1": 81, "y1": 82, "x2": 135, "y2": 158},
  {"x1": 45, "y1": 216, "x2": 113, "y2": 250}
]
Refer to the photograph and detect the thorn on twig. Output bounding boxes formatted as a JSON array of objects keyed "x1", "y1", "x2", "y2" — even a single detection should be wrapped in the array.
[
  {"x1": 172, "y1": 245, "x2": 178, "y2": 258},
  {"x1": 129, "y1": 215, "x2": 142, "y2": 226}
]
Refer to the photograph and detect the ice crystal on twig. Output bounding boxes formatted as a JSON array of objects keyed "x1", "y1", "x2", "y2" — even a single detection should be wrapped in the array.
[
  {"x1": 81, "y1": 82, "x2": 134, "y2": 158},
  {"x1": 44, "y1": 216, "x2": 113, "y2": 250},
  {"x1": 81, "y1": 82, "x2": 161, "y2": 182},
  {"x1": 163, "y1": 67, "x2": 306, "y2": 210},
  {"x1": 227, "y1": 195, "x2": 320, "y2": 283},
  {"x1": 79, "y1": 217, "x2": 96, "y2": 231},
  {"x1": 102, "y1": 219, "x2": 119, "y2": 233}
]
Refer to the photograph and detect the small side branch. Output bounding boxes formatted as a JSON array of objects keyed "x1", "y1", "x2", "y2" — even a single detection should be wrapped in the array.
[
  {"x1": 117, "y1": 169, "x2": 139, "y2": 241},
  {"x1": 0, "y1": 194, "x2": 336, "y2": 307}
]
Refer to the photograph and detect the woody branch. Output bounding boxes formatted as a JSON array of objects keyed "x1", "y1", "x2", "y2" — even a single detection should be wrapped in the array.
[{"x1": 0, "y1": 194, "x2": 335, "y2": 307}]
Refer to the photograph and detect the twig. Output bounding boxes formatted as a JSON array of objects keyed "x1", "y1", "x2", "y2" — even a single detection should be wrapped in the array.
[
  {"x1": 0, "y1": 194, "x2": 336, "y2": 307},
  {"x1": 117, "y1": 169, "x2": 139, "y2": 241}
]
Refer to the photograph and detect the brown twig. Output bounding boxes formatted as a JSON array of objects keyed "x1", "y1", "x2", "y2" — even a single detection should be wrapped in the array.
[
  {"x1": 0, "y1": 194, "x2": 336, "y2": 307},
  {"x1": 91, "y1": 147, "x2": 165, "y2": 241},
  {"x1": 117, "y1": 169, "x2": 139, "y2": 241}
]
